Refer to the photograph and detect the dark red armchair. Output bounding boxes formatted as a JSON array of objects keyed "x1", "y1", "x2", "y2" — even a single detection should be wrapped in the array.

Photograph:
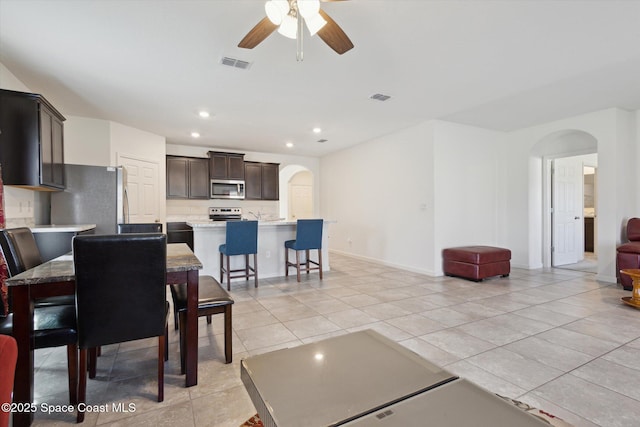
[{"x1": 616, "y1": 218, "x2": 640, "y2": 290}]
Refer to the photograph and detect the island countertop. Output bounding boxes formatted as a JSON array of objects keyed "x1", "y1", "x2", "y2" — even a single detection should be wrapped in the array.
[
  {"x1": 187, "y1": 220, "x2": 299, "y2": 228},
  {"x1": 188, "y1": 220, "x2": 333, "y2": 280},
  {"x1": 30, "y1": 224, "x2": 96, "y2": 233}
]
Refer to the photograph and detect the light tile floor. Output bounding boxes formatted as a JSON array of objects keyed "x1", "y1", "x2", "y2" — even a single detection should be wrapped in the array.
[{"x1": 28, "y1": 253, "x2": 640, "y2": 427}]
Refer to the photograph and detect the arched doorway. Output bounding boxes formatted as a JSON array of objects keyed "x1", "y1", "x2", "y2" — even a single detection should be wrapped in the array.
[
  {"x1": 278, "y1": 165, "x2": 314, "y2": 220},
  {"x1": 531, "y1": 129, "x2": 598, "y2": 271}
]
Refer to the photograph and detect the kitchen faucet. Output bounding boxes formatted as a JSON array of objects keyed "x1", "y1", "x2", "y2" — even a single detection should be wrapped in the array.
[{"x1": 248, "y1": 211, "x2": 262, "y2": 220}]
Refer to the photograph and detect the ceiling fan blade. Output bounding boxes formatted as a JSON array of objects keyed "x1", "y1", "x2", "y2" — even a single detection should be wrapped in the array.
[
  {"x1": 316, "y1": 9, "x2": 354, "y2": 55},
  {"x1": 238, "y1": 17, "x2": 278, "y2": 49}
]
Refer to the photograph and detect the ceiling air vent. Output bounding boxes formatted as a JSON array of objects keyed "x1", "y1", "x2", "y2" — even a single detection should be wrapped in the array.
[
  {"x1": 370, "y1": 93, "x2": 391, "y2": 101},
  {"x1": 317, "y1": 139, "x2": 328, "y2": 143},
  {"x1": 220, "y1": 56, "x2": 252, "y2": 70}
]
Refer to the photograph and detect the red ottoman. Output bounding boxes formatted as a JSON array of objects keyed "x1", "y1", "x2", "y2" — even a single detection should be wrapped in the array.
[{"x1": 443, "y1": 246, "x2": 511, "y2": 282}]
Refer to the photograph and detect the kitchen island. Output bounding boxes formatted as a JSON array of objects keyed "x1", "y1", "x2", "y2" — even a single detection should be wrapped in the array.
[{"x1": 187, "y1": 220, "x2": 332, "y2": 282}]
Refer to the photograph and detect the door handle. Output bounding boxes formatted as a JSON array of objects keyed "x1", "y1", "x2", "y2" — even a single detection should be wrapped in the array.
[{"x1": 574, "y1": 216, "x2": 580, "y2": 220}]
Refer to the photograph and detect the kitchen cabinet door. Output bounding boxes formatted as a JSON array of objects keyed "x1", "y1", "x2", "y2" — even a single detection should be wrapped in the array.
[
  {"x1": 167, "y1": 157, "x2": 189, "y2": 198},
  {"x1": 244, "y1": 162, "x2": 280, "y2": 200},
  {"x1": 166, "y1": 156, "x2": 210, "y2": 199},
  {"x1": 244, "y1": 162, "x2": 262, "y2": 200},
  {"x1": 39, "y1": 104, "x2": 65, "y2": 188},
  {"x1": 0, "y1": 89, "x2": 65, "y2": 190},
  {"x1": 208, "y1": 151, "x2": 245, "y2": 180},
  {"x1": 261, "y1": 163, "x2": 279, "y2": 200},
  {"x1": 188, "y1": 157, "x2": 209, "y2": 199}
]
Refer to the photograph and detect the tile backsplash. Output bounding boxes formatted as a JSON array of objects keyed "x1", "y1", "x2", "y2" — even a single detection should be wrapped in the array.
[
  {"x1": 166, "y1": 199, "x2": 280, "y2": 223},
  {"x1": 3, "y1": 186, "x2": 37, "y2": 228}
]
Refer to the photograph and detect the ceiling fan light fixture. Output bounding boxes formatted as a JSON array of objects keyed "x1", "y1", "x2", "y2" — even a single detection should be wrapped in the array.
[
  {"x1": 298, "y1": 0, "x2": 320, "y2": 19},
  {"x1": 305, "y1": 12, "x2": 326, "y2": 36},
  {"x1": 278, "y1": 14, "x2": 298, "y2": 39},
  {"x1": 265, "y1": 1, "x2": 283, "y2": 25}
]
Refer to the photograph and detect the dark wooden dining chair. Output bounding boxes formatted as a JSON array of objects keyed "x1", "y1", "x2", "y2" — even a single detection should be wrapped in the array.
[
  {"x1": 170, "y1": 275, "x2": 234, "y2": 372},
  {"x1": 117, "y1": 223, "x2": 163, "y2": 233},
  {"x1": 73, "y1": 233, "x2": 168, "y2": 423},
  {"x1": 0, "y1": 304, "x2": 78, "y2": 407},
  {"x1": 0, "y1": 228, "x2": 78, "y2": 408},
  {"x1": 0, "y1": 335, "x2": 17, "y2": 427},
  {"x1": 0, "y1": 227, "x2": 75, "y2": 307}
]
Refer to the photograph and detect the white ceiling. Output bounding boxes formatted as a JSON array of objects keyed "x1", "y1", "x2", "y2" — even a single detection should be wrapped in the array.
[{"x1": 1, "y1": 0, "x2": 640, "y2": 157}]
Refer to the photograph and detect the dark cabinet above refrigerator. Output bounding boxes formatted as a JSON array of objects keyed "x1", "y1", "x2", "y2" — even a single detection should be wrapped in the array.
[{"x1": 0, "y1": 89, "x2": 66, "y2": 190}]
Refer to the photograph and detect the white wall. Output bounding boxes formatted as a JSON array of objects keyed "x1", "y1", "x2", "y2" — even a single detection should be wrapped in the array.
[
  {"x1": 506, "y1": 108, "x2": 638, "y2": 282},
  {"x1": 64, "y1": 117, "x2": 111, "y2": 166},
  {"x1": 432, "y1": 121, "x2": 507, "y2": 274},
  {"x1": 321, "y1": 121, "x2": 437, "y2": 274},
  {"x1": 321, "y1": 120, "x2": 506, "y2": 276}
]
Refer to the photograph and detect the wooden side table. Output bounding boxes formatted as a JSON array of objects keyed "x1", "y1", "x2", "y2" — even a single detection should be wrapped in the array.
[{"x1": 620, "y1": 269, "x2": 640, "y2": 309}]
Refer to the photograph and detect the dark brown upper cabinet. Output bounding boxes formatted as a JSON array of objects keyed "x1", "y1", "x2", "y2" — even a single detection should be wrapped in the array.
[
  {"x1": 208, "y1": 151, "x2": 245, "y2": 180},
  {"x1": 244, "y1": 161, "x2": 279, "y2": 200},
  {"x1": 166, "y1": 156, "x2": 209, "y2": 199},
  {"x1": 0, "y1": 89, "x2": 65, "y2": 190}
]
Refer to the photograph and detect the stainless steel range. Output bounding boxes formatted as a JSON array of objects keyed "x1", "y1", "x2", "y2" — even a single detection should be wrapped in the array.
[{"x1": 209, "y1": 207, "x2": 242, "y2": 221}]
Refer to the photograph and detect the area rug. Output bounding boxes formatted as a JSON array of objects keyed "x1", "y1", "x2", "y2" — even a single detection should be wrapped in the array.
[
  {"x1": 240, "y1": 396, "x2": 574, "y2": 427},
  {"x1": 239, "y1": 414, "x2": 263, "y2": 427}
]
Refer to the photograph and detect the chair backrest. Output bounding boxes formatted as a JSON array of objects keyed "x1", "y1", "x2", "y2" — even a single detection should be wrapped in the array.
[
  {"x1": 295, "y1": 219, "x2": 323, "y2": 250},
  {"x1": 73, "y1": 233, "x2": 167, "y2": 349},
  {"x1": 627, "y1": 218, "x2": 640, "y2": 242},
  {"x1": 225, "y1": 220, "x2": 258, "y2": 255},
  {"x1": 0, "y1": 227, "x2": 43, "y2": 277},
  {"x1": 118, "y1": 223, "x2": 163, "y2": 234},
  {"x1": 0, "y1": 335, "x2": 17, "y2": 427}
]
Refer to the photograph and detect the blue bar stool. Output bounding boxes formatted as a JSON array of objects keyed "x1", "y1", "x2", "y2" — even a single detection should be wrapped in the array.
[
  {"x1": 219, "y1": 220, "x2": 258, "y2": 291},
  {"x1": 285, "y1": 219, "x2": 323, "y2": 282}
]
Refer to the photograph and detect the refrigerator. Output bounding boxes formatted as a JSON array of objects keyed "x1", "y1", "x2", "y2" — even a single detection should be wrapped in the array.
[{"x1": 51, "y1": 164, "x2": 128, "y2": 235}]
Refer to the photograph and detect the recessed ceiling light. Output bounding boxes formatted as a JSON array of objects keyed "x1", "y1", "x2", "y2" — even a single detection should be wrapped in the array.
[
  {"x1": 312, "y1": 127, "x2": 322, "y2": 134},
  {"x1": 191, "y1": 132, "x2": 200, "y2": 138},
  {"x1": 286, "y1": 142, "x2": 294, "y2": 148},
  {"x1": 198, "y1": 111, "x2": 210, "y2": 118}
]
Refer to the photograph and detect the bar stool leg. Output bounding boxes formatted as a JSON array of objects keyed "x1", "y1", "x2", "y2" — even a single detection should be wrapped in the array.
[
  {"x1": 245, "y1": 254, "x2": 249, "y2": 281},
  {"x1": 295, "y1": 250, "x2": 301, "y2": 282},
  {"x1": 318, "y1": 248, "x2": 323, "y2": 280},
  {"x1": 285, "y1": 248, "x2": 289, "y2": 277},
  {"x1": 219, "y1": 252, "x2": 224, "y2": 284},
  {"x1": 306, "y1": 249, "x2": 310, "y2": 275},
  {"x1": 226, "y1": 255, "x2": 231, "y2": 291},
  {"x1": 253, "y1": 253, "x2": 258, "y2": 287}
]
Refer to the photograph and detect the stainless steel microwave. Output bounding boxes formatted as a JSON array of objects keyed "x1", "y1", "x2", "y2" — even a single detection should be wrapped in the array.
[{"x1": 211, "y1": 179, "x2": 245, "y2": 199}]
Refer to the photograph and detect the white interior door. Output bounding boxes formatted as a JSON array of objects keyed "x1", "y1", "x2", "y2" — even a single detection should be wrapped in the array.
[
  {"x1": 289, "y1": 184, "x2": 313, "y2": 219},
  {"x1": 552, "y1": 157, "x2": 583, "y2": 266},
  {"x1": 118, "y1": 155, "x2": 159, "y2": 224}
]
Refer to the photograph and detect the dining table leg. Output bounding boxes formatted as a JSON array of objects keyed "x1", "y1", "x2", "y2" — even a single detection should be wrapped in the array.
[
  {"x1": 11, "y1": 285, "x2": 35, "y2": 427},
  {"x1": 185, "y1": 269, "x2": 198, "y2": 387}
]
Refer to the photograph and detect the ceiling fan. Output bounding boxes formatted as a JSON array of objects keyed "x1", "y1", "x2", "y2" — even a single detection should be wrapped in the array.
[{"x1": 238, "y1": 0, "x2": 354, "y2": 60}]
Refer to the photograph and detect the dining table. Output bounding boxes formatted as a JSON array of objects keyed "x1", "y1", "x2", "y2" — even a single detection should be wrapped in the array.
[{"x1": 6, "y1": 243, "x2": 202, "y2": 427}]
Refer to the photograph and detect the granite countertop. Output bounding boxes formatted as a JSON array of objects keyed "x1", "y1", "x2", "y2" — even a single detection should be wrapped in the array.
[
  {"x1": 6, "y1": 243, "x2": 201, "y2": 286},
  {"x1": 30, "y1": 224, "x2": 96, "y2": 233},
  {"x1": 188, "y1": 220, "x2": 297, "y2": 228},
  {"x1": 187, "y1": 219, "x2": 335, "y2": 228}
]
